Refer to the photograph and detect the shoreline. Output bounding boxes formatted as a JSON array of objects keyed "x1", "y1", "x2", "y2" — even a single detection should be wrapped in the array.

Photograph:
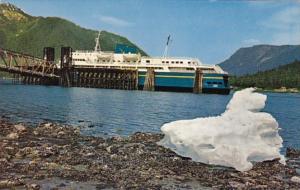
[
  {"x1": 232, "y1": 87, "x2": 300, "y2": 94},
  {"x1": 1, "y1": 79, "x2": 299, "y2": 94},
  {"x1": 0, "y1": 119, "x2": 300, "y2": 189}
]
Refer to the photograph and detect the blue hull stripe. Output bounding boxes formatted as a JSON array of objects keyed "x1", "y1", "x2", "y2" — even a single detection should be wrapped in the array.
[{"x1": 138, "y1": 71, "x2": 229, "y2": 90}]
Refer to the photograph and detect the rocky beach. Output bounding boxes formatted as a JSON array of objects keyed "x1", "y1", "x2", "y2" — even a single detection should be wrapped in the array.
[{"x1": 0, "y1": 118, "x2": 299, "y2": 189}]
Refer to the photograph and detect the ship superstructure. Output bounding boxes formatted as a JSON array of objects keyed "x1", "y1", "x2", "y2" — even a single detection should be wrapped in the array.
[{"x1": 71, "y1": 31, "x2": 230, "y2": 94}]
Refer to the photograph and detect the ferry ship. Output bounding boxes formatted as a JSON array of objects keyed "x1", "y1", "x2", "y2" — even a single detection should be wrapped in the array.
[{"x1": 71, "y1": 32, "x2": 230, "y2": 94}]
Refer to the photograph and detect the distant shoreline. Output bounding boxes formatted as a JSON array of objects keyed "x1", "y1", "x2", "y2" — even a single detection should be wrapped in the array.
[
  {"x1": 1, "y1": 80, "x2": 299, "y2": 94},
  {"x1": 232, "y1": 87, "x2": 300, "y2": 94}
]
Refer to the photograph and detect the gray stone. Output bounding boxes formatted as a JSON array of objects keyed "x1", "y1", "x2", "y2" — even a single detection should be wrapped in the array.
[
  {"x1": 7, "y1": 132, "x2": 19, "y2": 139},
  {"x1": 14, "y1": 124, "x2": 26, "y2": 132},
  {"x1": 291, "y1": 176, "x2": 300, "y2": 183}
]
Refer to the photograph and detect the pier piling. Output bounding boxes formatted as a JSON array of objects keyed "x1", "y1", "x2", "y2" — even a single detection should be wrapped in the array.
[
  {"x1": 143, "y1": 68, "x2": 155, "y2": 91},
  {"x1": 60, "y1": 47, "x2": 73, "y2": 87},
  {"x1": 43, "y1": 47, "x2": 55, "y2": 62},
  {"x1": 193, "y1": 68, "x2": 203, "y2": 93}
]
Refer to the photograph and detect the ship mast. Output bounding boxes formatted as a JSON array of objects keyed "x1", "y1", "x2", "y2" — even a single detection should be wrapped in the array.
[
  {"x1": 94, "y1": 30, "x2": 101, "y2": 52},
  {"x1": 163, "y1": 35, "x2": 171, "y2": 58}
]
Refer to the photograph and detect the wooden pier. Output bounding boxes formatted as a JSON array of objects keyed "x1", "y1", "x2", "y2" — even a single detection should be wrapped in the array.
[
  {"x1": 0, "y1": 47, "x2": 207, "y2": 93},
  {"x1": 73, "y1": 68, "x2": 138, "y2": 90},
  {"x1": 0, "y1": 47, "x2": 59, "y2": 85},
  {"x1": 57, "y1": 47, "x2": 139, "y2": 90}
]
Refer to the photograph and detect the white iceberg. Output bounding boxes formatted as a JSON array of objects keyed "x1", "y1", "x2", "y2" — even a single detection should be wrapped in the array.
[{"x1": 158, "y1": 88, "x2": 285, "y2": 171}]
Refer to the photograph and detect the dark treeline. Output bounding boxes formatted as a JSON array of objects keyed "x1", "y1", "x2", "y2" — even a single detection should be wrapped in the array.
[{"x1": 230, "y1": 60, "x2": 300, "y2": 89}]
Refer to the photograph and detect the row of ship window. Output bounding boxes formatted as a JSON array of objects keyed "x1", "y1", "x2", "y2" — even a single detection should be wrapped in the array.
[
  {"x1": 73, "y1": 59, "x2": 86, "y2": 61},
  {"x1": 73, "y1": 59, "x2": 140, "y2": 63},
  {"x1": 73, "y1": 59, "x2": 197, "y2": 65},
  {"x1": 146, "y1": 60, "x2": 197, "y2": 65},
  {"x1": 162, "y1": 61, "x2": 184, "y2": 64},
  {"x1": 206, "y1": 82, "x2": 223, "y2": 85}
]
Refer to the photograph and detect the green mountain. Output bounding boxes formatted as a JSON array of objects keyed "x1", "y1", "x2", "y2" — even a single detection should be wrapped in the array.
[
  {"x1": 230, "y1": 60, "x2": 300, "y2": 90},
  {"x1": 219, "y1": 45, "x2": 300, "y2": 76},
  {"x1": 0, "y1": 3, "x2": 146, "y2": 60}
]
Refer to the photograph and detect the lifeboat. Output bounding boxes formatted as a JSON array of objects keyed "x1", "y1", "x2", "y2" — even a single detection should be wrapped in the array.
[{"x1": 123, "y1": 54, "x2": 140, "y2": 61}]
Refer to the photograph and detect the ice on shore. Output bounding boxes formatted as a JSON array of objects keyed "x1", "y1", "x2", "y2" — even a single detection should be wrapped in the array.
[{"x1": 158, "y1": 88, "x2": 285, "y2": 171}]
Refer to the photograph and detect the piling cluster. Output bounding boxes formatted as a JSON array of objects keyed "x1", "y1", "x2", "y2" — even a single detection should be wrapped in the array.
[{"x1": 73, "y1": 68, "x2": 138, "y2": 90}]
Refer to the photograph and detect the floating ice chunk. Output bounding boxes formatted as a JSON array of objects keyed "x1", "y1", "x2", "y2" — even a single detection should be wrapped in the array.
[{"x1": 158, "y1": 88, "x2": 285, "y2": 172}]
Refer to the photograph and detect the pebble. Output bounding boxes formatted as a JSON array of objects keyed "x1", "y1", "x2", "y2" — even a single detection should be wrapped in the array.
[
  {"x1": 14, "y1": 124, "x2": 26, "y2": 132},
  {"x1": 7, "y1": 132, "x2": 19, "y2": 139},
  {"x1": 57, "y1": 131, "x2": 65, "y2": 136},
  {"x1": 291, "y1": 176, "x2": 300, "y2": 183},
  {"x1": 26, "y1": 183, "x2": 40, "y2": 190},
  {"x1": 286, "y1": 147, "x2": 300, "y2": 158},
  {"x1": 229, "y1": 181, "x2": 245, "y2": 188},
  {"x1": 0, "y1": 179, "x2": 24, "y2": 188}
]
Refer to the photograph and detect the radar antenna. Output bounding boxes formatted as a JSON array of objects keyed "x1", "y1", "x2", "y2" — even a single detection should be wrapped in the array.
[
  {"x1": 163, "y1": 35, "x2": 171, "y2": 58},
  {"x1": 94, "y1": 31, "x2": 101, "y2": 51}
]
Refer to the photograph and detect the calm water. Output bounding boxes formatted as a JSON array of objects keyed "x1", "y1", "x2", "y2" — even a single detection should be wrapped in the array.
[{"x1": 0, "y1": 80, "x2": 300, "y2": 150}]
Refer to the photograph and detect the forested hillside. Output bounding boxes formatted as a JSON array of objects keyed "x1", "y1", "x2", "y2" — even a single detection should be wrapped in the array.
[
  {"x1": 0, "y1": 3, "x2": 146, "y2": 60},
  {"x1": 230, "y1": 60, "x2": 300, "y2": 89}
]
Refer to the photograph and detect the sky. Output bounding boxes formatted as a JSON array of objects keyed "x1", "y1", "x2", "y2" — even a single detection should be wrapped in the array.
[{"x1": 3, "y1": 0, "x2": 300, "y2": 64}]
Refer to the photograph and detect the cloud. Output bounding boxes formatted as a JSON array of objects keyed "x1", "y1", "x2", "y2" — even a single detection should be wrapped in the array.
[
  {"x1": 243, "y1": 38, "x2": 261, "y2": 46},
  {"x1": 99, "y1": 15, "x2": 133, "y2": 27},
  {"x1": 247, "y1": 0, "x2": 298, "y2": 7},
  {"x1": 248, "y1": 0, "x2": 281, "y2": 6},
  {"x1": 260, "y1": 6, "x2": 300, "y2": 45}
]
